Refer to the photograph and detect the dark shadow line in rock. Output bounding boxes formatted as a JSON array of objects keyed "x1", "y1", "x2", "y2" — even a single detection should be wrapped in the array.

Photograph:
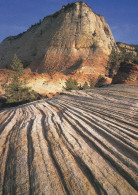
[
  {"x1": 58, "y1": 98, "x2": 138, "y2": 133},
  {"x1": 1, "y1": 119, "x2": 23, "y2": 195},
  {"x1": 39, "y1": 108, "x2": 70, "y2": 195},
  {"x1": 0, "y1": 118, "x2": 22, "y2": 168},
  {"x1": 64, "y1": 106, "x2": 138, "y2": 164},
  {"x1": 48, "y1": 100, "x2": 138, "y2": 156},
  {"x1": 27, "y1": 119, "x2": 35, "y2": 195},
  {"x1": 50, "y1": 109, "x2": 104, "y2": 194},
  {"x1": 0, "y1": 110, "x2": 16, "y2": 135},
  {"x1": 57, "y1": 126, "x2": 108, "y2": 195},
  {"x1": 35, "y1": 129, "x2": 54, "y2": 192},
  {"x1": 63, "y1": 113, "x2": 138, "y2": 191},
  {"x1": 53, "y1": 99, "x2": 138, "y2": 145}
]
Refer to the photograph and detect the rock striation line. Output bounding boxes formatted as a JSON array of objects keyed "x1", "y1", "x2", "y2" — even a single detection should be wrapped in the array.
[{"x1": 0, "y1": 85, "x2": 138, "y2": 194}]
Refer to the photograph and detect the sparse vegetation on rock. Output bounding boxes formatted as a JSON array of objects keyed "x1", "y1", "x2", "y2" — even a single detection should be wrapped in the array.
[
  {"x1": 95, "y1": 75, "x2": 106, "y2": 87},
  {"x1": 83, "y1": 81, "x2": 89, "y2": 89},
  {"x1": 108, "y1": 46, "x2": 137, "y2": 78},
  {"x1": 64, "y1": 77, "x2": 79, "y2": 90},
  {"x1": 112, "y1": 61, "x2": 138, "y2": 84},
  {"x1": 89, "y1": 77, "x2": 96, "y2": 88},
  {"x1": 107, "y1": 48, "x2": 122, "y2": 77},
  {"x1": 3, "y1": 54, "x2": 38, "y2": 104}
]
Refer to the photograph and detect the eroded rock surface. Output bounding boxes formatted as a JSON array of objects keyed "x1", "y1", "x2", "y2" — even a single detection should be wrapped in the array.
[
  {"x1": 112, "y1": 62, "x2": 138, "y2": 84},
  {"x1": 0, "y1": 85, "x2": 138, "y2": 194},
  {"x1": 117, "y1": 42, "x2": 138, "y2": 57},
  {"x1": 0, "y1": 2, "x2": 116, "y2": 75}
]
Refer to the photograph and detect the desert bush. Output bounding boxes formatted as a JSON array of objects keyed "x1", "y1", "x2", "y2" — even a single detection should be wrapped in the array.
[
  {"x1": 64, "y1": 77, "x2": 79, "y2": 90},
  {"x1": 95, "y1": 75, "x2": 106, "y2": 87},
  {"x1": 89, "y1": 77, "x2": 95, "y2": 88},
  {"x1": 83, "y1": 81, "x2": 89, "y2": 89}
]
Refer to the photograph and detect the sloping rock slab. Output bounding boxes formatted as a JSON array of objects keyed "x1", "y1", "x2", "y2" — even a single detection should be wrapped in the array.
[{"x1": 0, "y1": 85, "x2": 138, "y2": 194}]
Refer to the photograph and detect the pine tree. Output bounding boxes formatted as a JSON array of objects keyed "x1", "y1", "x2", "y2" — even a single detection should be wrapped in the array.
[
  {"x1": 10, "y1": 54, "x2": 25, "y2": 77},
  {"x1": 4, "y1": 54, "x2": 37, "y2": 104}
]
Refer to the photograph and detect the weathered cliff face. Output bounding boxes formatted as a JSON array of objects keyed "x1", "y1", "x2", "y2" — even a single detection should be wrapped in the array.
[
  {"x1": 0, "y1": 1, "x2": 116, "y2": 75},
  {"x1": 117, "y1": 42, "x2": 138, "y2": 57},
  {"x1": 0, "y1": 85, "x2": 138, "y2": 194}
]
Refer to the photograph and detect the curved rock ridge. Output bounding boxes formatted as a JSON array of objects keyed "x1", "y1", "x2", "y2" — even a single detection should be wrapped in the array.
[
  {"x1": 0, "y1": 1, "x2": 116, "y2": 75},
  {"x1": 0, "y1": 85, "x2": 138, "y2": 194}
]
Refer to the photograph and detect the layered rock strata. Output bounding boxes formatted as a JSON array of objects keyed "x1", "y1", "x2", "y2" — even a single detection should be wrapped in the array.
[
  {"x1": 0, "y1": 2, "x2": 116, "y2": 75},
  {"x1": 117, "y1": 42, "x2": 138, "y2": 57},
  {"x1": 0, "y1": 85, "x2": 138, "y2": 194}
]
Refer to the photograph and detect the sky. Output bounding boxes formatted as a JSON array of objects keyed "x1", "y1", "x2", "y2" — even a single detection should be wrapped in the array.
[{"x1": 0, "y1": 0, "x2": 138, "y2": 44}]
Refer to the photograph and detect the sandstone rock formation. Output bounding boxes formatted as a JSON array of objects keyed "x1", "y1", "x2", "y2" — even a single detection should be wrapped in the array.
[
  {"x1": 117, "y1": 42, "x2": 138, "y2": 58},
  {"x1": 112, "y1": 62, "x2": 138, "y2": 84},
  {"x1": 0, "y1": 1, "x2": 116, "y2": 75},
  {"x1": 0, "y1": 85, "x2": 138, "y2": 194}
]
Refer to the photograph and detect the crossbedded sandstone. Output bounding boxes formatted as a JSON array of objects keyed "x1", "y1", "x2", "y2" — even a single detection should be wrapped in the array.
[
  {"x1": 0, "y1": 85, "x2": 138, "y2": 194},
  {"x1": 0, "y1": 2, "x2": 116, "y2": 75}
]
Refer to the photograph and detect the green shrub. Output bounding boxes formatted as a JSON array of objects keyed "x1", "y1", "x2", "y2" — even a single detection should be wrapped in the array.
[
  {"x1": 64, "y1": 77, "x2": 79, "y2": 90},
  {"x1": 89, "y1": 77, "x2": 95, "y2": 88},
  {"x1": 95, "y1": 75, "x2": 106, "y2": 87},
  {"x1": 83, "y1": 81, "x2": 89, "y2": 89}
]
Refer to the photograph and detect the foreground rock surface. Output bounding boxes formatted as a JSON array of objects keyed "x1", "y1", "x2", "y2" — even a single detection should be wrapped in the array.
[{"x1": 0, "y1": 85, "x2": 138, "y2": 195}]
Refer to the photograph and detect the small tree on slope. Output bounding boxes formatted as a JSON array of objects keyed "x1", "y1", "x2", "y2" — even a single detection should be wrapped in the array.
[{"x1": 4, "y1": 54, "x2": 37, "y2": 103}]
